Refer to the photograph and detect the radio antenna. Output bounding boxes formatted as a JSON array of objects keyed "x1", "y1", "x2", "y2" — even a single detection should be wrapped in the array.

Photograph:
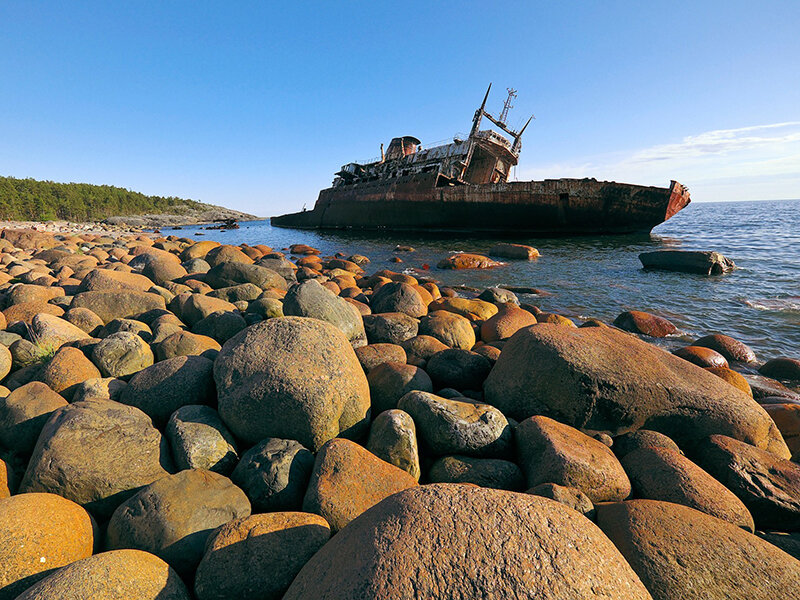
[{"x1": 498, "y1": 88, "x2": 517, "y2": 125}]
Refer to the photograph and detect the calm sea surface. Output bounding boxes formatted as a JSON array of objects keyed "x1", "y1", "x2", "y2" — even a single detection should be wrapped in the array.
[{"x1": 161, "y1": 199, "x2": 800, "y2": 362}]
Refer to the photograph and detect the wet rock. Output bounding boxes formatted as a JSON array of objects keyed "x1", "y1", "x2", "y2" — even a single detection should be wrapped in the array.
[
  {"x1": 91, "y1": 331, "x2": 154, "y2": 378},
  {"x1": 483, "y1": 324, "x2": 789, "y2": 457},
  {"x1": 613, "y1": 429, "x2": 683, "y2": 459},
  {"x1": 489, "y1": 243, "x2": 539, "y2": 260},
  {"x1": 107, "y1": 469, "x2": 250, "y2": 576},
  {"x1": 480, "y1": 303, "x2": 537, "y2": 342},
  {"x1": 693, "y1": 333, "x2": 757, "y2": 363},
  {"x1": 302, "y1": 438, "x2": 417, "y2": 532},
  {"x1": 477, "y1": 286, "x2": 520, "y2": 304},
  {"x1": 673, "y1": 345, "x2": 729, "y2": 368},
  {"x1": 621, "y1": 446, "x2": 753, "y2": 530},
  {"x1": 639, "y1": 249, "x2": 736, "y2": 275},
  {"x1": 426, "y1": 348, "x2": 492, "y2": 390},
  {"x1": 704, "y1": 366, "x2": 752, "y2": 395},
  {"x1": 121, "y1": 355, "x2": 215, "y2": 425},
  {"x1": 285, "y1": 484, "x2": 652, "y2": 600},
  {"x1": 398, "y1": 390, "x2": 511, "y2": 457},
  {"x1": 366, "y1": 409, "x2": 420, "y2": 480},
  {"x1": 0, "y1": 382, "x2": 67, "y2": 454},
  {"x1": 418, "y1": 310, "x2": 475, "y2": 349},
  {"x1": 437, "y1": 253, "x2": 502, "y2": 269},
  {"x1": 516, "y1": 416, "x2": 631, "y2": 502},
  {"x1": 215, "y1": 317, "x2": 370, "y2": 451},
  {"x1": 429, "y1": 455, "x2": 524, "y2": 490},
  {"x1": 363, "y1": 312, "x2": 419, "y2": 344},
  {"x1": 194, "y1": 512, "x2": 331, "y2": 600},
  {"x1": 20, "y1": 398, "x2": 172, "y2": 518},
  {"x1": 370, "y1": 282, "x2": 428, "y2": 318},
  {"x1": 743, "y1": 373, "x2": 800, "y2": 403},
  {"x1": 367, "y1": 362, "x2": 433, "y2": 414},
  {"x1": 166, "y1": 405, "x2": 237, "y2": 474},
  {"x1": 231, "y1": 438, "x2": 315, "y2": 512},
  {"x1": 354, "y1": 343, "x2": 406, "y2": 372},
  {"x1": 71, "y1": 290, "x2": 166, "y2": 324},
  {"x1": 696, "y1": 434, "x2": 800, "y2": 531},
  {"x1": 760, "y1": 357, "x2": 800, "y2": 381},
  {"x1": 527, "y1": 483, "x2": 595, "y2": 519},
  {"x1": 38, "y1": 346, "x2": 102, "y2": 399},
  {"x1": 613, "y1": 310, "x2": 677, "y2": 337},
  {"x1": 155, "y1": 330, "x2": 220, "y2": 361},
  {"x1": 597, "y1": 499, "x2": 800, "y2": 600},
  {"x1": 0, "y1": 492, "x2": 96, "y2": 600},
  {"x1": 282, "y1": 279, "x2": 366, "y2": 347}
]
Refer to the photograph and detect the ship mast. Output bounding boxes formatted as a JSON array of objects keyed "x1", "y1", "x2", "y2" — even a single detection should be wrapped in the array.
[
  {"x1": 498, "y1": 88, "x2": 517, "y2": 126},
  {"x1": 469, "y1": 83, "x2": 534, "y2": 151}
]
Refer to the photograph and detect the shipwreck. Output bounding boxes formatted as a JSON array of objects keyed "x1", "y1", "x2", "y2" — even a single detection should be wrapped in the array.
[{"x1": 272, "y1": 85, "x2": 691, "y2": 235}]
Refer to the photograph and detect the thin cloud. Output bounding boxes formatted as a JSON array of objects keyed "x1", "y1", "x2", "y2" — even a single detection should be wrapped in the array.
[{"x1": 519, "y1": 122, "x2": 800, "y2": 201}]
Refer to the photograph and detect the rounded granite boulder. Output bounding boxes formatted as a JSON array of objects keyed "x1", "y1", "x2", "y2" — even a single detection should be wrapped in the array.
[{"x1": 214, "y1": 317, "x2": 370, "y2": 451}]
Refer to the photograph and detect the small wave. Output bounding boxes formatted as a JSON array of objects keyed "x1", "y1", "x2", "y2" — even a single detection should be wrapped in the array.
[{"x1": 743, "y1": 297, "x2": 800, "y2": 312}]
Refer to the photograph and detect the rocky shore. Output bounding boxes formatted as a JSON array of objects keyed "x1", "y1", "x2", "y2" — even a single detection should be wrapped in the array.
[{"x1": 0, "y1": 225, "x2": 798, "y2": 599}]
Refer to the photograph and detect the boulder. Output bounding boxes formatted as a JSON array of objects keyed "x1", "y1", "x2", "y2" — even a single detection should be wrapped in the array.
[
  {"x1": 286, "y1": 484, "x2": 653, "y2": 599},
  {"x1": 418, "y1": 310, "x2": 475, "y2": 349},
  {"x1": 205, "y1": 261, "x2": 286, "y2": 290},
  {"x1": 207, "y1": 282, "x2": 263, "y2": 303},
  {"x1": 480, "y1": 303, "x2": 538, "y2": 342},
  {"x1": 370, "y1": 282, "x2": 428, "y2": 318},
  {"x1": 613, "y1": 310, "x2": 677, "y2": 337},
  {"x1": 172, "y1": 293, "x2": 237, "y2": 327},
  {"x1": 367, "y1": 362, "x2": 432, "y2": 414},
  {"x1": 155, "y1": 330, "x2": 220, "y2": 361},
  {"x1": 516, "y1": 416, "x2": 631, "y2": 502},
  {"x1": 366, "y1": 409, "x2": 421, "y2": 480},
  {"x1": 437, "y1": 253, "x2": 502, "y2": 269},
  {"x1": 91, "y1": 331, "x2": 154, "y2": 378},
  {"x1": 121, "y1": 356, "x2": 214, "y2": 425},
  {"x1": 192, "y1": 309, "x2": 247, "y2": 343},
  {"x1": 0, "y1": 492, "x2": 96, "y2": 600},
  {"x1": 13, "y1": 549, "x2": 190, "y2": 600},
  {"x1": 38, "y1": 346, "x2": 102, "y2": 399},
  {"x1": 400, "y1": 334, "x2": 449, "y2": 366},
  {"x1": 106, "y1": 469, "x2": 251, "y2": 575},
  {"x1": 63, "y1": 307, "x2": 104, "y2": 336},
  {"x1": 597, "y1": 499, "x2": 800, "y2": 600},
  {"x1": 180, "y1": 240, "x2": 220, "y2": 261},
  {"x1": 166, "y1": 405, "x2": 237, "y2": 474},
  {"x1": 354, "y1": 343, "x2": 406, "y2": 372},
  {"x1": 764, "y1": 403, "x2": 800, "y2": 459},
  {"x1": 488, "y1": 243, "x2": 539, "y2": 260},
  {"x1": 428, "y1": 297, "x2": 498, "y2": 321},
  {"x1": 0, "y1": 345, "x2": 9, "y2": 382},
  {"x1": 695, "y1": 434, "x2": 800, "y2": 531},
  {"x1": 483, "y1": 324, "x2": 790, "y2": 457},
  {"x1": 760, "y1": 357, "x2": 800, "y2": 381},
  {"x1": 621, "y1": 446, "x2": 753, "y2": 530},
  {"x1": 426, "y1": 348, "x2": 492, "y2": 390},
  {"x1": 0, "y1": 382, "x2": 67, "y2": 454},
  {"x1": 20, "y1": 399, "x2": 172, "y2": 518},
  {"x1": 302, "y1": 438, "x2": 417, "y2": 532},
  {"x1": 71, "y1": 290, "x2": 166, "y2": 324},
  {"x1": 2, "y1": 301, "x2": 64, "y2": 325},
  {"x1": 477, "y1": 286, "x2": 520, "y2": 304},
  {"x1": 282, "y1": 279, "x2": 366, "y2": 347},
  {"x1": 693, "y1": 333, "x2": 757, "y2": 363},
  {"x1": 6, "y1": 284, "x2": 64, "y2": 305},
  {"x1": 398, "y1": 391, "x2": 511, "y2": 457},
  {"x1": 29, "y1": 313, "x2": 89, "y2": 349},
  {"x1": 142, "y1": 259, "x2": 187, "y2": 286},
  {"x1": 363, "y1": 312, "x2": 419, "y2": 344},
  {"x1": 428, "y1": 455, "x2": 524, "y2": 490},
  {"x1": 673, "y1": 345, "x2": 729, "y2": 368},
  {"x1": 639, "y1": 250, "x2": 736, "y2": 275},
  {"x1": 194, "y1": 512, "x2": 331, "y2": 600},
  {"x1": 231, "y1": 437, "x2": 315, "y2": 512},
  {"x1": 101, "y1": 318, "x2": 153, "y2": 342},
  {"x1": 527, "y1": 483, "x2": 595, "y2": 519},
  {"x1": 78, "y1": 268, "x2": 154, "y2": 292},
  {"x1": 205, "y1": 245, "x2": 254, "y2": 267},
  {"x1": 613, "y1": 429, "x2": 682, "y2": 459},
  {"x1": 215, "y1": 317, "x2": 370, "y2": 451},
  {"x1": 704, "y1": 366, "x2": 752, "y2": 395},
  {"x1": 71, "y1": 376, "x2": 127, "y2": 403}
]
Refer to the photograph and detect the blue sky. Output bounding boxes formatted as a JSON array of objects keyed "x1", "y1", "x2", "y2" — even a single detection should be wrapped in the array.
[{"x1": 1, "y1": 1, "x2": 798, "y2": 216}]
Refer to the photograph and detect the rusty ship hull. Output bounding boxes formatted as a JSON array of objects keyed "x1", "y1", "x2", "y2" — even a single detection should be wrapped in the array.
[
  {"x1": 272, "y1": 176, "x2": 690, "y2": 235},
  {"x1": 273, "y1": 85, "x2": 691, "y2": 235}
]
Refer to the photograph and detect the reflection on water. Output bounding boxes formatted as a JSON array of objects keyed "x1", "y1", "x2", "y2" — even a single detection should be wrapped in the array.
[{"x1": 162, "y1": 199, "x2": 800, "y2": 360}]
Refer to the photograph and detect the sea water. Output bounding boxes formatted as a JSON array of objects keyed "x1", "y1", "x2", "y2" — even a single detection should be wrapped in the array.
[{"x1": 161, "y1": 199, "x2": 800, "y2": 362}]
